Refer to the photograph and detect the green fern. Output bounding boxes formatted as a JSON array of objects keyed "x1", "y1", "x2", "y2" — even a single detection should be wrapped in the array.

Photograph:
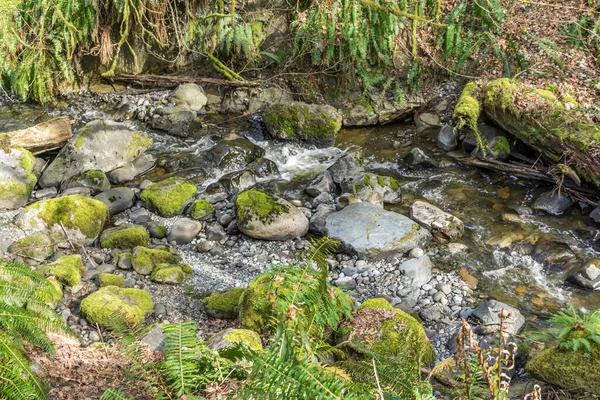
[{"x1": 548, "y1": 306, "x2": 600, "y2": 355}]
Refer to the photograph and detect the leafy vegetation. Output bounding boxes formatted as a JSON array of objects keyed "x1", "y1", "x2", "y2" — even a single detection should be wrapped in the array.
[{"x1": 548, "y1": 306, "x2": 600, "y2": 354}]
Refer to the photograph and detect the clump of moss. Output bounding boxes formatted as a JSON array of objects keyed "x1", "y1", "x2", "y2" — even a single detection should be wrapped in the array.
[
  {"x1": 222, "y1": 329, "x2": 262, "y2": 351},
  {"x1": 203, "y1": 287, "x2": 245, "y2": 319},
  {"x1": 140, "y1": 177, "x2": 197, "y2": 217},
  {"x1": 100, "y1": 225, "x2": 150, "y2": 249},
  {"x1": 189, "y1": 200, "x2": 214, "y2": 220},
  {"x1": 41, "y1": 255, "x2": 84, "y2": 287},
  {"x1": 454, "y1": 82, "x2": 487, "y2": 155},
  {"x1": 80, "y1": 286, "x2": 153, "y2": 329},
  {"x1": 235, "y1": 189, "x2": 289, "y2": 226},
  {"x1": 8, "y1": 233, "x2": 56, "y2": 264},
  {"x1": 150, "y1": 263, "x2": 193, "y2": 284},
  {"x1": 155, "y1": 225, "x2": 168, "y2": 238},
  {"x1": 97, "y1": 273, "x2": 125, "y2": 287},
  {"x1": 131, "y1": 246, "x2": 181, "y2": 275},
  {"x1": 389, "y1": 177, "x2": 400, "y2": 190},
  {"x1": 64, "y1": 170, "x2": 110, "y2": 194},
  {"x1": 38, "y1": 278, "x2": 63, "y2": 309},
  {"x1": 491, "y1": 136, "x2": 510, "y2": 158},
  {"x1": 363, "y1": 174, "x2": 374, "y2": 189},
  {"x1": 0, "y1": 147, "x2": 38, "y2": 209}
]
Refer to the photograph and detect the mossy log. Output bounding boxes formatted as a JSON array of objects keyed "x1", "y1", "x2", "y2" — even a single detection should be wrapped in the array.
[
  {"x1": 0, "y1": 116, "x2": 72, "y2": 155},
  {"x1": 482, "y1": 79, "x2": 600, "y2": 190}
]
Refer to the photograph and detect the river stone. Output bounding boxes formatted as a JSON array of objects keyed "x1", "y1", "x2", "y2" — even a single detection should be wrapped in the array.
[
  {"x1": 0, "y1": 146, "x2": 37, "y2": 209},
  {"x1": 471, "y1": 300, "x2": 525, "y2": 335},
  {"x1": 437, "y1": 125, "x2": 457, "y2": 151},
  {"x1": 106, "y1": 153, "x2": 156, "y2": 184},
  {"x1": 347, "y1": 173, "x2": 402, "y2": 204},
  {"x1": 309, "y1": 204, "x2": 334, "y2": 236},
  {"x1": 219, "y1": 170, "x2": 256, "y2": 194},
  {"x1": 140, "y1": 177, "x2": 197, "y2": 217},
  {"x1": 151, "y1": 107, "x2": 201, "y2": 138},
  {"x1": 532, "y1": 238, "x2": 577, "y2": 271},
  {"x1": 94, "y1": 187, "x2": 136, "y2": 215},
  {"x1": 62, "y1": 170, "x2": 110, "y2": 195},
  {"x1": 235, "y1": 189, "x2": 309, "y2": 241},
  {"x1": 415, "y1": 112, "x2": 441, "y2": 134},
  {"x1": 399, "y1": 255, "x2": 433, "y2": 290},
  {"x1": 248, "y1": 87, "x2": 294, "y2": 114},
  {"x1": 39, "y1": 120, "x2": 152, "y2": 188},
  {"x1": 15, "y1": 195, "x2": 109, "y2": 245},
  {"x1": 327, "y1": 152, "x2": 364, "y2": 187},
  {"x1": 209, "y1": 137, "x2": 265, "y2": 170},
  {"x1": 568, "y1": 259, "x2": 600, "y2": 290},
  {"x1": 171, "y1": 83, "x2": 207, "y2": 111},
  {"x1": 247, "y1": 157, "x2": 279, "y2": 178},
  {"x1": 402, "y1": 148, "x2": 438, "y2": 168},
  {"x1": 100, "y1": 225, "x2": 149, "y2": 249},
  {"x1": 35, "y1": 187, "x2": 58, "y2": 200},
  {"x1": 409, "y1": 200, "x2": 464, "y2": 241},
  {"x1": 8, "y1": 233, "x2": 56, "y2": 266},
  {"x1": 533, "y1": 191, "x2": 575, "y2": 215},
  {"x1": 167, "y1": 218, "x2": 202, "y2": 245},
  {"x1": 306, "y1": 171, "x2": 334, "y2": 197},
  {"x1": 60, "y1": 187, "x2": 92, "y2": 197},
  {"x1": 263, "y1": 102, "x2": 343, "y2": 148},
  {"x1": 325, "y1": 202, "x2": 431, "y2": 259}
]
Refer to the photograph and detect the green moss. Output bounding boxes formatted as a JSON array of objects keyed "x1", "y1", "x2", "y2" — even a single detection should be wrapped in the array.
[
  {"x1": 526, "y1": 345, "x2": 600, "y2": 394},
  {"x1": 0, "y1": 147, "x2": 37, "y2": 203},
  {"x1": 38, "y1": 278, "x2": 63, "y2": 309},
  {"x1": 263, "y1": 103, "x2": 341, "y2": 145},
  {"x1": 140, "y1": 177, "x2": 197, "y2": 217},
  {"x1": 492, "y1": 136, "x2": 510, "y2": 155},
  {"x1": 376, "y1": 176, "x2": 386, "y2": 187},
  {"x1": 80, "y1": 286, "x2": 153, "y2": 329},
  {"x1": 156, "y1": 225, "x2": 168, "y2": 237},
  {"x1": 544, "y1": 83, "x2": 559, "y2": 94},
  {"x1": 235, "y1": 189, "x2": 289, "y2": 226},
  {"x1": 453, "y1": 82, "x2": 481, "y2": 129},
  {"x1": 389, "y1": 177, "x2": 400, "y2": 190},
  {"x1": 97, "y1": 273, "x2": 125, "y2": 287},
  {"x1": 223, "y1": 329, "x2": 262, "y2": 351},
  {"x1": 74, "y1": 126, "x2": 89, "y2": 148},
  {"x1": 100, "y1": 225, "x2": 149, "y2": 249},
  {"x1": 8, "y1": 233, "x2": 56, "y2": 263},
  {"x1": 131, "y1": 246, "x2": 180, "y2": 275},
  {"x1": 150, "y1": 263, "x2": 192, "y2": 284},
  {"x1": 363, "y1": 174, "x2": 374, "y2": 189},
  {"x1": 203, "y1": 287, "x2": 245, "y2": 318},
  {"x1": 41, "y1": 255, "x2": 84, "y2": 287},
  {"x1": 561, "y1": 93, "x2": 579, "y2": 108},
  {"x1": 126, "y1": 131, "x2": 153, "y2": 160},
  {"x1": 189, "y1": 200, "x2": 214, "y2": 220}
]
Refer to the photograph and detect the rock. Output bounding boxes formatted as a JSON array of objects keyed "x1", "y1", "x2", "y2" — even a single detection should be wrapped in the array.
[
  {"x1": 80, "y1": 286, "x2": 153, "y2": 329},
  {"x1": 437, "y1": 125, "x2": 457, "y2": 151},
  {"x1": 533, "y1": 191, "x2": 575, "y2": 215},
  {"x1": 189, "y1": 200, "x2": 214, "y2": 221},
  {"x1": 131, "y1": 246, "x2": 180, "y2": 275},
  {"x1": 335, "y1": 193, "x2": 362, "y2": 211},
  {"x1": 97, "y1": 273, "x2": 125, "y2": 287},
  {"x1": 402, "y1": 148, "x2": 438, "y2": 168},
  {"x1": 309, "y1": 204, "x2": 334, "y2": 236},
  {"x1": 334, "y1": 276, "x2": 356, "y2": 290},
  {"x1": 15, "y1": 195, "x2": 109, "y2": 245},
  {"x1": 246, "y1": 158, "x2": 279, "y2": 178},
  {"x1": 209, "y1": 137, "x2": 265, "y2": 170},
  {"x1": 39, "y1": 120, "x2": 152, "y2": 188},
  {"x1": 167, "y1": 218, "x2": 202, "y2": 245},
  {"x1": 141, "y1": 325, "x2": 165, "y2": 352},
  {"x1": 348, "y1": 173, "x2": 402, "y2": 204},
  {"x1": 172, "y1": 83, "x2": 207, "y2": 111},
  {"x1": 325, "y1": 202, "x2": 431, "y2": 259},
  {"x1": 150, "y1": 263, "x2": 193, "y2": 284},
  {"x1": 327, "y1": 152, "x2": 364, "y2": 187},
  {"x1": 235, "y1": 189, "x2": 309, "y2": 241},
  {"x1": 34, "y1": 187, "x2": 58, "y2": 200},
  {"x1": 203, "y1": 287, "x2": 245, "y2": 319},
  {"x1": 100, "y1": 225, "x2": 149, "y2": 249},
  {"x1": 0, "y1": 146, "x2": 37, "y2": 209},
  {"x1": 8, "y1": 233, "x2": 56, "y2": 266},
  {"x1": 419, "y1": 303, "x2": 452, "y2": 322},
  {"x1": 415, "y1": 112, "x2": 441, "y2": 134},
  {"x1": 399, "y1": 255, "x2": 433, "y2": 290},
  {"x1": 41, "y1": 255, "x2": 84, "y2": 287},
  {"x1": 147, "y1": 223, "x2": 168, "y2": 239},
  {"x1": 219, "y1": 170, "x2": 256, "y2": 194},
  {"x1": 115, "y1": 252, "x2": 132, "y2": 270},
  {"x1": 94, "y1": 187, "x2": 136, "y2": 215},
  {"x1": 409, "y1": 200, "x2": 464, "y2": 241},
  {"x1": 206, "y1": 328, "x2": 263, "y2": 353},
  {"x1": 247, "y1": 86, "x2": 294, "y2": 114},
  {"x1": 82, "y1": 263, "x2": 116, "y2": 281},
  {"x1": 140, "y1": 177, "x2": 197, "y2": 217},
  {"x1": 568, "y1": 259, "x2": 600, "y2": 290},
  {"x1": 206, "y1": 223, "x2": 227, "y2": 241},
  {"x1": 532, "y1": 239, "x2": 577, "y2": 271},
  {"x1": 590, "y1": 205, "x2": 600, "y2": 224},
  {"x1": 448, "y1": 242, "x2": 468, "y2": 254},
  {"x1": 151, "y1": 107, "x2": 200, "y2": 137},
  {"x1": 336, "y1": 93, "x2": 378, "y2": 126},
  {"x1": 409, "y1": 247, "x2": 425, "y2": 258},
  {"x1": 263, "y1": 102, "x2": 342, "y2": 148},
  {"x1": 62, "y1": 170, "x2": 110, "y2": 195},
  {"x1": 60, "y1": 187, "x2": 92, "y2": 197},
  {"x1": 106, "y1": 153, "x2": 156, "y2": 184},
  {"x1": 306, "y1": 171, "x2": 334, "y2": 197},
  {"x1": 471, "y1": 300, "x2": 524, "y2": 335},
  {"x1": 196, "y1": 239, "x2": 211, "y2": 252}
]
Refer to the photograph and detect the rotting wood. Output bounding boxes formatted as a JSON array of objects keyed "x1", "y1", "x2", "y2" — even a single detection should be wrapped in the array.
[
  {"x1": 111, "y1": 73, "x2": 261, "y2": 88},
  {"x1": 0, "y1": 116, "x2": 72, "y2": 155}
]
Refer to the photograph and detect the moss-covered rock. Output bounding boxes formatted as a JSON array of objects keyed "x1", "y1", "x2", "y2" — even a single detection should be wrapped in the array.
[
  {"x1": 97, "y1": 273, "x2": 125, "y2": 287},
  {"x1": 263, "y1": 102, "x2": 343, "y2": 148},
  {"x1": 203, "y1": 287, "x2": 245, "y2": 319},
  {"x1": 41, "y1": 255, "x2": 84, "y2": 287},
  {"x1": 80, "y1": 286, "x2": 153, "y2": 329},
  {"x1": 100, "y1": 225, "x2": 150, "y2": 249},
  {"x1": 40, "y1": 278, "x2": 64, "y2": 309},
  {"x1": 140, "y1": 177, "x2": 197, "y2": 217},
  {"x1": 350, "y1": 173, "x2": 402, "y2": 204},
  {"x1": 8, "y1": 233, "x2": 56, "y2": 265},
  {"x1": 526, "y1": 344, "x2": 600, "y2": 394},
  {"x1": 15, "y1": 195, "x2": 109, "y2": 245},
  {"x1": 0, "y1": 146, "x2": 37, "y2": 210},
  {"x1": 337, "y1": 298, "x2": 435, "y2": 365},
  {"x1": 131, "y1": 246, "x2": 180, "y2": 275},
  {"x1": 63, "y1": 170, "x2": 110, "y2": 195},
  {"x1": 206, "y1": 328, "x2": 263, "y2": 353},
  {"x1": 189, "y1": 200, "x2": 214, "y2": 220},
  {"x1": 115, "y1": 252, "x2": 132, "y2": 270},
  {"x1": 149, "y1": 263, "x2": 192, "y2": 284}
]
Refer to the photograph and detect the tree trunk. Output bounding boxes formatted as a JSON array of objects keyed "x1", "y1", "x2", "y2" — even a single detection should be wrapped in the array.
[{"x1": 1, "y1": 116, "x2": 72, "y2": 155}]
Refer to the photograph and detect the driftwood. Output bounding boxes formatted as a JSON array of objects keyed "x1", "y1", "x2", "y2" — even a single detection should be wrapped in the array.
[
  {"x1": 0, "y1": 116, "x2": 72, "y2": 155},
  {"x1": 111, "y1": 73, "x2": 261, "y2": 88}
]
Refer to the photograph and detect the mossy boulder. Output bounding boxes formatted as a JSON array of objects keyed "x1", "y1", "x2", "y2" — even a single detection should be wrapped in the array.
[
  {"x1": 206, "y1": 328, "x2": 263, "y2": 353},
  {"x1": 203, "y1": 287, "x2": 245, "y2": 319},
  {"x1": 8, "y1": 233, "x2": 56, "y2": 266},
  {"x1": 263, "y1": 102, "x2": 343, "y2": 148},
  {"x1": 0, "y1": 146, "x2": 37, "y2": 210},
  {"x1": 131, "y1": 246, "x2": 181, "y2": 275},
  {"x1": 97, "y1": 273, "x2": 125, "y2": 287},
  {"x1": 15, "y1": 195, "x2": 109, "y2": 245},
  {"x1": 526, "y1": 344, "x2": 600, "y2": 394},
  {"x1": 62, "y1": 170, "x2": 111, "y2": 195},
  {"x1": 349, "y1": 173, "x2": 402, "y2": 205},
  {"x1": 338, "y1": 298, "x2": 435, "y2": 365},
  {"x1": 39, "y1": 119, "x2": 152, "y2": 188},
  {"x1": 150, "y1": 263, "x2": 193, "y2": 284},
  {"x1": 140, "y1": 177, "x2": 197, "y2": 217},
  {"x1": 41, "y1": 255, "x2": 84, "y2": 287},
  {"x1": 234, "y1": 189, "x2": 309, "y2": 241},
  {"x1": 100, "y1": 225, "x2": 150, "y2": 249},
  {"x1": 40, "y1": 278, "x2": 64, "y2": 309},
  {"x1": 189, "y1": 200, "x2": 214, "y2": 220},
  {"x1": 80, "y1": 286, "x2": 153, "y2": 328}
]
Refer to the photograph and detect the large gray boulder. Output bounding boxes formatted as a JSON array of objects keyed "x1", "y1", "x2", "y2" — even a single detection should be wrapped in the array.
[
  {"x1": 471, "y1": 300, "x2": 525, "y2": 335},
  {"x1": 409, "y1": 201, "x2": 464, "y2": 241},
  {"x1": 171, "y1": 83, "x2": 207, "y2": 111},
  {"x1": 0, "y1": 147, "x2": 37, "y2": 209},
  {"x1": 39, "y1": 120, "x2": 152, "y2": 188},
  {"x1": 106, "y1": 153, "x2": 156, "y2": 184},
  {"x1": 94, "y1": 187, "x2": 135, "y2": 215},
  {"x1": 325, "y1": 202, "x2": 431, "y2": 259}
]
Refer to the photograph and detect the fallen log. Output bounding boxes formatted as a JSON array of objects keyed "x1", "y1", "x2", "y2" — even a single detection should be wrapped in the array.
[
  {"x1": 0, "y1": 116, "x2": 72, "y2": 155},
  {"x1": 111, "y1": 73, "x2": 261, "y2": 88}
]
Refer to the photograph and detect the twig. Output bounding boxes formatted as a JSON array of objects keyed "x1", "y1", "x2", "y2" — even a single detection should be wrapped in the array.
[
  {"x1": 95, "y1": 323, "x2": 110, "y2": 358},
  {"x1": 372, "y1": 358, "x2": 385, "y2": 400},
  {"x1": 59, "y1": 222, "x2": 97, "y2": 268}
]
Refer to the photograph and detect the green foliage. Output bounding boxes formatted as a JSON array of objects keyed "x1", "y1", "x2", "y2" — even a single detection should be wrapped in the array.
[
  {"x1": 549, "y1": 306, "x2": 600, "y2": 355},
  {"x1": 0, "y1": 261, "x2": 72, "y2": 400}
]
